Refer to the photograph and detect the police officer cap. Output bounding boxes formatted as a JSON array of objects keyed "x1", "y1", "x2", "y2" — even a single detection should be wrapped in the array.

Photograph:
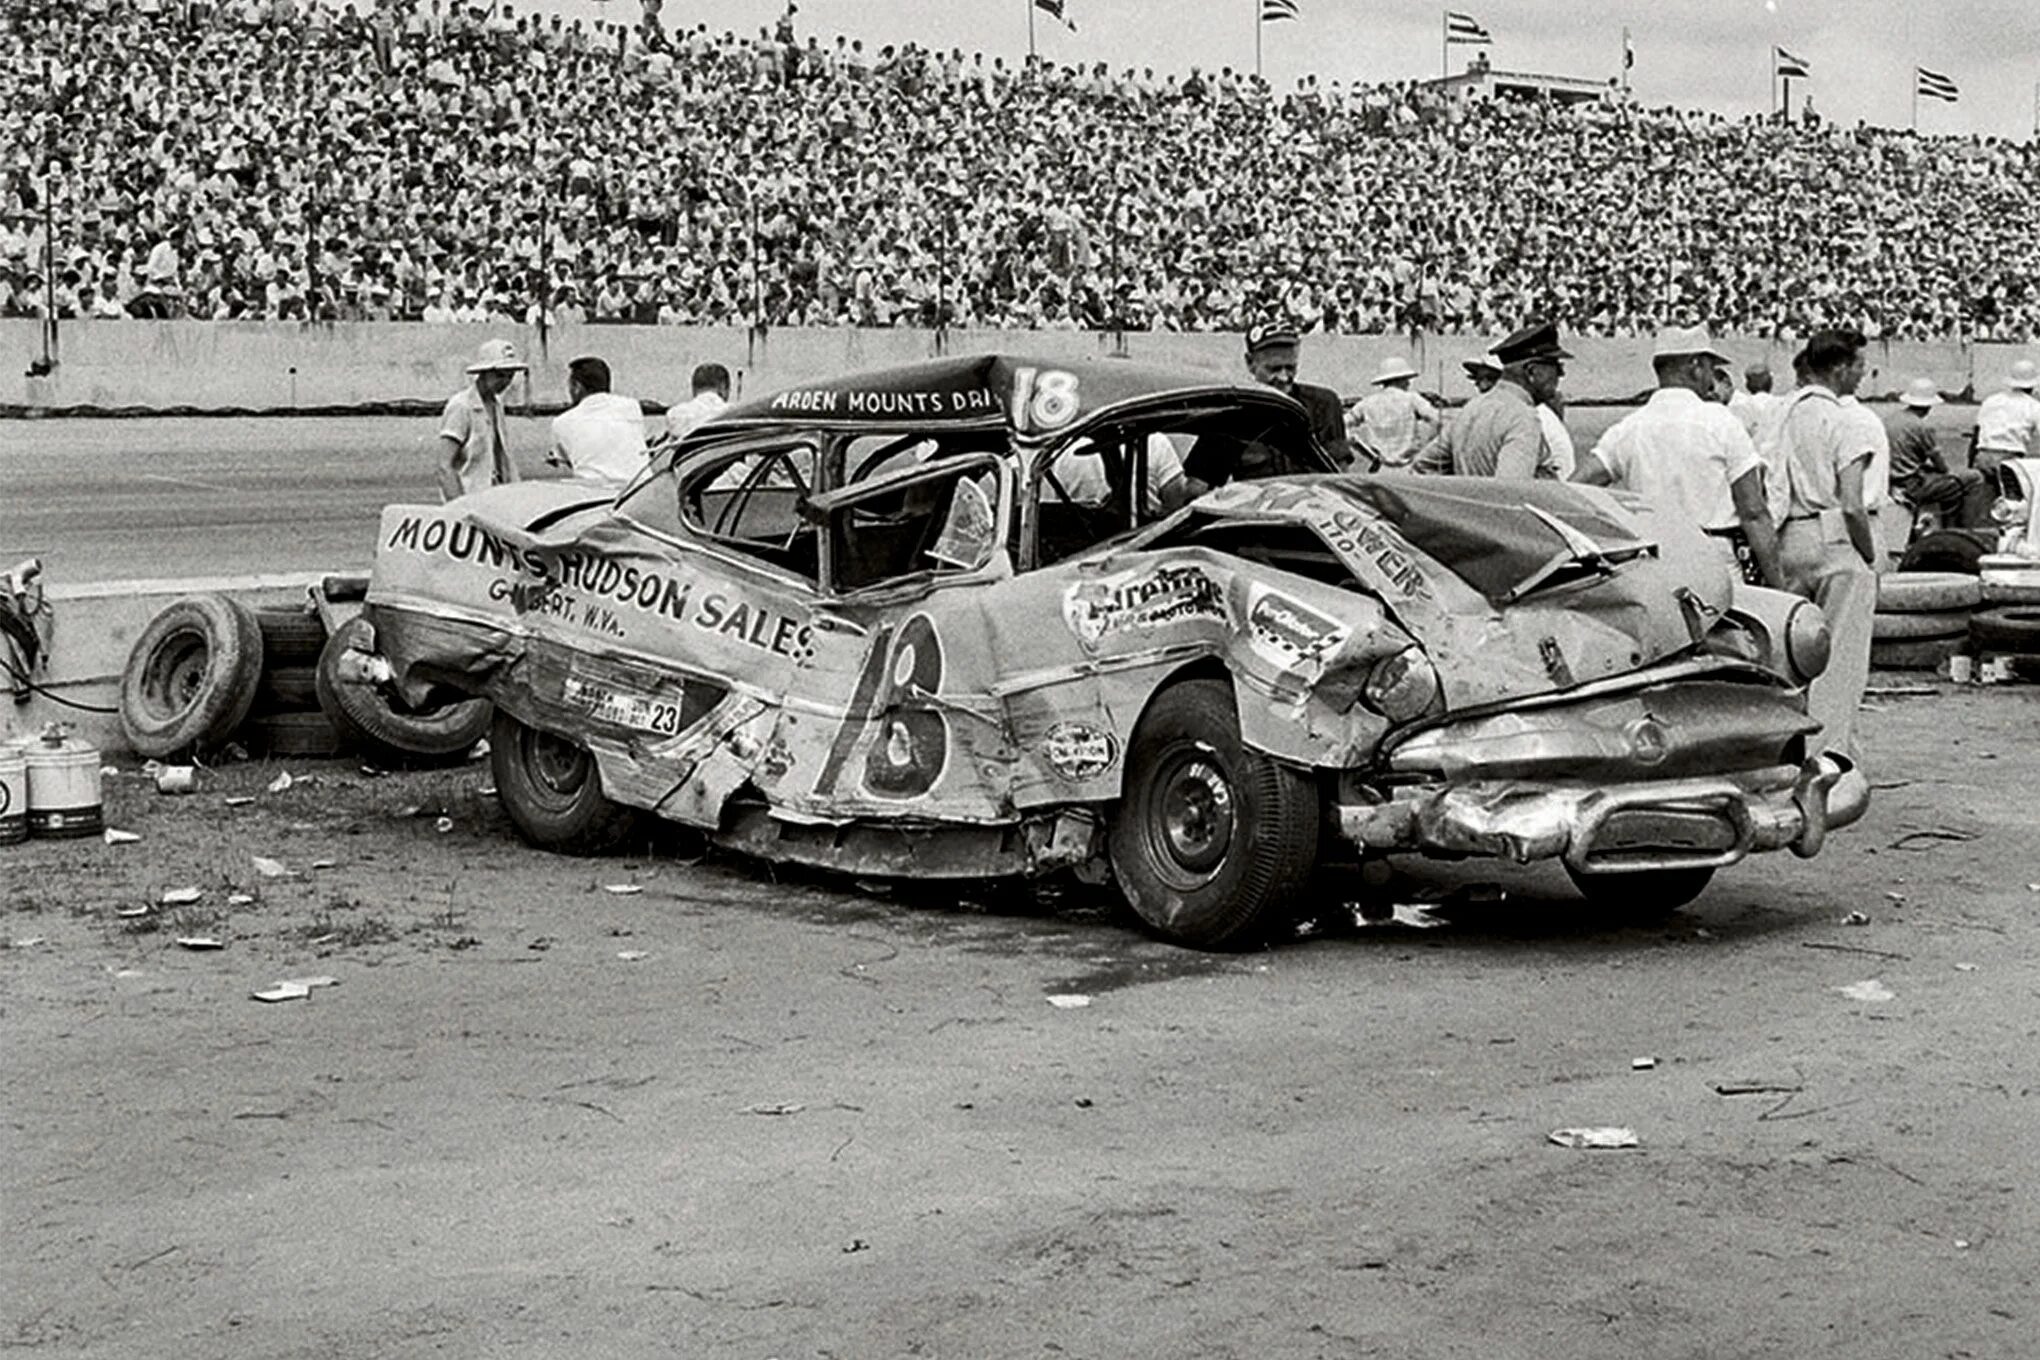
[
  {"x1": 1245, "y1": 322, "x2": 1301, "y2": 356},
  {"x1": 1492, "y1": 320, "x2": 1572, "y2": 366}
]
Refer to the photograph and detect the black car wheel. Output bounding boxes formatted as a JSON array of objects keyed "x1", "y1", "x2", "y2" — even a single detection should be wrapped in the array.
[
  {"x1": 490, "y1": 712, "x2": 642, "y2": 855},
  {"x1": 1565, "y1": 865, "x2": 1715, "y2": 920},
  {"x1": 1108, "y1": 679, "x2": 1318, "y2": 950}
]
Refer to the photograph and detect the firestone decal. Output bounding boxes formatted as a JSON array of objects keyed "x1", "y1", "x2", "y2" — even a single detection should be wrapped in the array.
[
  {"x1": 1063, "y1": 564, "x2": 1227, "y2": 646},
  {"x1": 1041, "y1": 722, "x2": 1119, "y2": 781}
]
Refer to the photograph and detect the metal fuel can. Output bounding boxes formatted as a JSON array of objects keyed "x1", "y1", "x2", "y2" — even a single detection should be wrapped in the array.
[{"x1": 24, "y1": 730, "x2": 104, "y2": 840}]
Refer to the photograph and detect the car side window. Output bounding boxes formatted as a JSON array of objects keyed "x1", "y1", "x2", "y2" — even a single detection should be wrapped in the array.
[
  {"x1": 828, "y1": 461, "x2": 1002, "y2": 594},
  {"x1": 674, "y1": 443, "x2": 821, "y2": 582},
  {"x1": 1036, "y1": 427, "x2": 1198, "y2": 565}
]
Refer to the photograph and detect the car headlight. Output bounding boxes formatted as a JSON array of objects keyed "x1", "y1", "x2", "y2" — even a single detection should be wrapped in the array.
[
  {"x1": 1785, "y1": 601, "x2": 1831, "y2": 684},
  {"x1": 1359, "y1": 647, "x2": 1444, "y2": 724}
]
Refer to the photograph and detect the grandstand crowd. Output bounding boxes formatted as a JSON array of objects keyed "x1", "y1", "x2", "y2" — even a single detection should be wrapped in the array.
[{"x1": 3, "y1": 0, "x2": 2038, "y2": 339}]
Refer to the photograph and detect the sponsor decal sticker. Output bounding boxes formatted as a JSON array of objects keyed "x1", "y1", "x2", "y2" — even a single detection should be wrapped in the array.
[
  {"x1": 1246, "y1": 587, "x2": 1348, "y2": 669},
  {"x1": 1063, "y1": 564, "x2": 1227, "y2": 645},
  {"x1": 1041, "y1": 722, "x2": 1119, "y2": 781}
]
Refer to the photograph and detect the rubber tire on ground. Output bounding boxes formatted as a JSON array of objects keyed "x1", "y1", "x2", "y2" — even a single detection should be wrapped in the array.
[
  {"x1": 315, "y1": 616, "x2": 494, "y2": 766},
  {"x1": 254, "y1": 664, "x2": 320, "y2": 713},
  {"x1": 489, "y1": 711, "x2": 642, "y2": 854},
  {"x1": 1107, "y1": 678, "x2": 1319, "y2": 951},
  {"x1": 1968, "y1": 607, "x2": 2040, "y2": 656},
  {"x1": 1870, "y1": 609, "x2": 1971, "y2": 642},
  {"x1": 1565, "y1": 865, "x2": 1715, "y2": 920},
  {"x1": 1980, "y1": 579, "x2": 2040, "y2": 605},
  {"x1": 255, "y1": 607, "x2": 328, "y2": 664},
  {"x1": 1898, "y1": 529, "x2": 1991, "y2": 576},
  {"x1": 246, "y1": 710, "x2": 345, "y2": 757},
  {"x1": 1871, "y1": 635, "x2": 1966, "y2": 671},
  {"x1": 119, "y1": 594, "x2": 265, "y2": 759},
  {"x1": 1875, "y1": 572, "x2": 1981, "y2": 613}
]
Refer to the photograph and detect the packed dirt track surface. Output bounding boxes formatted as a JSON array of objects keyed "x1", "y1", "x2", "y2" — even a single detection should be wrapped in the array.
[{"x1": 7, "y1": 685, "x2": 2037, "y2": 1359}]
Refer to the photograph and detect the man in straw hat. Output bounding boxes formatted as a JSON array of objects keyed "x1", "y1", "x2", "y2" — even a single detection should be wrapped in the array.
[
  {"x1": 437, "y1": 337, "x2": 526, "y2": 501},
  {"x1": 1348, "y1": 354, "x2": 1438, "y2": 471},
  {"x1": 1573, "y1": 325, "x2": 1781, "y2": 588},
  {"x1": 1970, "y1": 358, "x2": 2040, "y2": 481},
  {"x1": 1887, "y1": 377, "x2": 1992, "y2": 529}
]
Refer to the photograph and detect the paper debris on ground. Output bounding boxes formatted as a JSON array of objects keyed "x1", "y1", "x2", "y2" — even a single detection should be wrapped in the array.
[
  {"x1": 1841, "y1": 911, "x2": 1871, "y2": 927},
  {"x1": 114, "y1": 904, "x2": 150, "y2": 919},
  {"x1": 435, "y1": 817, "x2": 454, "y2": 833},
  {"x1": 309, "y1": 860, "x2": 336, "y2": 870},
  {"x1": 251, "y1": 856, "x2": 291, "y2": 879},
  {"x1": 102, "y1": 828, "x2": 140, "y2": 845},
  {"x1": 740, "y1": 1102, "x2": 805, "y2": 1116},
  {"x1": 226, "y1": 893, "x2": 255, "y2": 906},
  {"x1": 266, "y1": 771, "x2": 293, "y2": 794},
  {"x1": 1631, "y1": 1057, "x2": 1657, "y2": 1070},
  {"x1": 602, "y1": 883, "x2": 644, "y2": 896},
  {"x1": 276, "y1": 975, "x2": 338, "y2": 990},
  {"x1": 616, "y1": 950, "x2": 651, "y2": 962},
  {"x1": 176, "y1": 936, "x2": 225, "y2": 951},
  {"x1": 160, "y1": 886, "x2": 204, "y2": 906},
  {"x1": 1838, "y1": 979, "x2": 1896, "y2": 1003},
  {"x1": 252, "y1": 981, "x2": 311, "y2": 1003},
  {"x1": 1047, "y1": 994, "x2": 1093, "y2": 1009},
  {"x1": 224, "y1": 795, "x2": 255, "y2": 808},
  {"x1": 155, "y1": 766, "x2": 196, "y2": 794},
  {"x1": 1548, "y1": 1127, "x2": 1640, "y2": 1150},
  {"x1": 1955, "y1": 962, "x2": 1979, "y2": 972},
  {"x1": 8, "y1": 937, "x2": 48, "y2": 949}
]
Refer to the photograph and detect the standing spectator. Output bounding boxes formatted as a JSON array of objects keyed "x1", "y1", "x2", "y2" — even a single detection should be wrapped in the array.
[
  {"x1": 665, "y1": 360, "x2": 729, "y2": 438},
  {"x1": 1728, "y1": 364, "x2": 1781, "y2": 443},
  {"x1": 436, "y1": 337, "x2": 524, "y2": 501},
  {"x1": 1971, "y1": 359, "x2": 2040, "y2": 480},
  {"x1": 1573, "y1": 326, "x2": 1780, "y2": 587},
  {"x1": 1414, "y1": 322, "x2": 1568, "y2": 479},
  {"x1": 547, "y1": 354, "x2": 648, "y2": 487},
  {"x1": 1768, "y1": 328, "x2": 1876, "y2": 784},
  {"x1": 1349, "y1": 355, "x2": 1436, "y2": 470},
  {"x1": 1241, "y1": 324, "x2": 1351, "y2": 464},
  {"x1": 1886, "y1": 378, "x2": 1992, "y2": 529}
]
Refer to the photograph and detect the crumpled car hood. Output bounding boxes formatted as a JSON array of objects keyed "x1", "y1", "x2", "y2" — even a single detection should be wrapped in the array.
[{"x1": 1182, "y1": 474, "x2": 1730, "y2": 711}]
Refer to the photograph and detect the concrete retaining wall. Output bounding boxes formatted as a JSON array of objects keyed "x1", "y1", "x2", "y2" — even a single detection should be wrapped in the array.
[{"x1": 6, "y1": 319, "x2": 2033, "y2": 412}]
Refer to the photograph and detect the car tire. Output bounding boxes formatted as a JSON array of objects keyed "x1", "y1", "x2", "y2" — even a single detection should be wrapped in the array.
[
  {"x1": 1565, "y1": 865, "x2": 1714, "y2": 919},
  {"x1": 254, "y1": 607, "x2": 328, "y2": 664},
  {"x1": 246, "y1": 710, "x2": 345, "y2": 758},
  {"x1": 1969, "y1": 607, "x2": 2040, "y2": 655},
  {"x1": 1898, "y1": 529, "x2": 1990, "y2": 576},
  {"x1": 1108, "y1": 678, "x2": 1318, "y2": 951},
  {"x1": 1870, "y1": 635, "x2": 1965, "y2": 670},
  {"x1": 315, "y1": 617, "x2": 493, "y2": 765},
  {"x1": 1875, "y1": 572, "x2": 1981, "y2": 613},
  {"x1": 1870, "y1": 610, "x2": 1970, "y2": 642},
  {"x1": 490, "y1": 711, "x2": 643, "y2": 854},
  {"x1": 1981, "y1": 579, "x2": 2040, "y2": 606},
  {"x1": 119, "y1": 594, "x2": 265, "y2": 759}
]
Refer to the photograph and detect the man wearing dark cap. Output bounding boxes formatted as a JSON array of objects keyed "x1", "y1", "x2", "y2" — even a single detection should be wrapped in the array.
[
  {"x1": 1414, "y1": 321, "x2": 1569, "y2": 479},
  {"x1": 1242, "y1": 324, "x2": 1354, "y2": 466}
]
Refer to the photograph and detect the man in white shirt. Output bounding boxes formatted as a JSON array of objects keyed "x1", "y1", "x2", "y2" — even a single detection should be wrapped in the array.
[
  {"x1": 1349, "y1": 355, "x2": 1438, "y2": 470},
  {"x1": 666, "y1": 362, "x2": 731, "y2": 439},
  {"x1": 436, "y1": 338, "x2": 524, "y2": 501},
  {"x1": 1728, "y1": 363, "x2": 1782, "y2": 443},
  {"x1": 547, "y1": 356, "x2": 649, "y2": 489},
  {"x1": 1575, "y1": 326, "x2": 1781, "y2": 588},
  {"x1": 1971, "y1": 358, "x2": 2040, "y2": 480}
]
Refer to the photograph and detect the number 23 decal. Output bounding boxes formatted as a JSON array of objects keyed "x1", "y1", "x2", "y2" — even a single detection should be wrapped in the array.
[{"x1": 813, "y1": 615, "x2": 950, "y2": 801}]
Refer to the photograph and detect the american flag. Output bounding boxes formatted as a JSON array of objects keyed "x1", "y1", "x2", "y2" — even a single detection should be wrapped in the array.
[
  {"x1": 1916, "y1": 66, "x2": 1959, "y2": 102},
  {"x1": 1261, "y1": 0, "x2": 1299, "y2": 22},
  {"x1": 1775, "y1": 46, "x2": 1810, "y2": 78},
  {"x1": 1034, "y1": 0, "x2": 1075, "y2": 31},
  {"x1": 1445, "y1": 11, "x2": 1490, "y2": 44}
]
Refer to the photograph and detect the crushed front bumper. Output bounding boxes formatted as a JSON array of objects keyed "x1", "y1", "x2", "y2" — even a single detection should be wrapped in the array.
[{"x1": 1335, "y1": 756, "x2": 1865, "y2": 874}]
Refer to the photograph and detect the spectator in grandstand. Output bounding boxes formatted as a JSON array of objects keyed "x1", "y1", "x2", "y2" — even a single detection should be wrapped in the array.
[
  {"x1": 665, "y1": 361, "x2": 730, "y2": 439},
  {"x1": 437, "y1": 337, "x2": 525, "y2": 501},
  {"x1": 1971, "y1": 359, "x2": 2040, "y2": 479},
  {"x1": 1348, "y1": 355, "x2": 1437, "y2": 471},
  {"x1": 1575, "y1": 326, "x2": 1780, "y2": 587},
  {"x1": 1887, "y1": 378, "x2": 1993, "y2": 529},
  {"x1": 1241, "y1": 324, "x2": 1351, "y2": 465},
  {"x1": 1414, "y1": 321, "x2": 1569, "y2": 479},
  {"x1": 547, "y1": 354, "x2": 649, "y2": 487}
]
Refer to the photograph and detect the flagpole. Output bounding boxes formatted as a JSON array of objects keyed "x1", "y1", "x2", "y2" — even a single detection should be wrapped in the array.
[
  {"x1": 1911, "y1": 71, "x2": 1918, "y2": 132},
  {"x1": 1620, "y1": 26, "x2": 1629, "y2": 95},
  {"x1": 1255, "y1": 0, "x2": 1262, "y2": 81},
  {"x1": 1441, "y1": 9, "x2": 1449, "y2": 79},
  {"x1": 1027, "y1": 0, "x2": 1036, "y2": 61}
]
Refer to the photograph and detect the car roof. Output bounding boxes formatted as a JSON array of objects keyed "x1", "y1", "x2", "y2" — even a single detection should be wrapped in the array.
[{"x1": 704, "y1": 352, "x2": 1302, "y2": 441}]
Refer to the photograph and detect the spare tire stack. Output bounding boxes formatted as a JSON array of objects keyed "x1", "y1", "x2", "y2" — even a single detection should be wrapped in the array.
[
  {"x1": 1871, "y1": 572, "x2": 1980, "y2": 671},
  {"x1": 1970, "y1": 555, "x2": 2040, "y2": 680},
  {"x1": 246, "y1": 604, "x2": 346, "y2": 757}
]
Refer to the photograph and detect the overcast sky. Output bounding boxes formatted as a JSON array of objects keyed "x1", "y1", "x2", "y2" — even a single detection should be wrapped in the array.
[{"x1": 562, "y1": 0, "x2": 2039, "y2": 139}]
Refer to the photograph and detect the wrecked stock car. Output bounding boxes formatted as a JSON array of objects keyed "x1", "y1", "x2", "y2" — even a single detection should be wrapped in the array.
[{"x1": 352, "y1": 355, "x2": 1866, "y2": 949}]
